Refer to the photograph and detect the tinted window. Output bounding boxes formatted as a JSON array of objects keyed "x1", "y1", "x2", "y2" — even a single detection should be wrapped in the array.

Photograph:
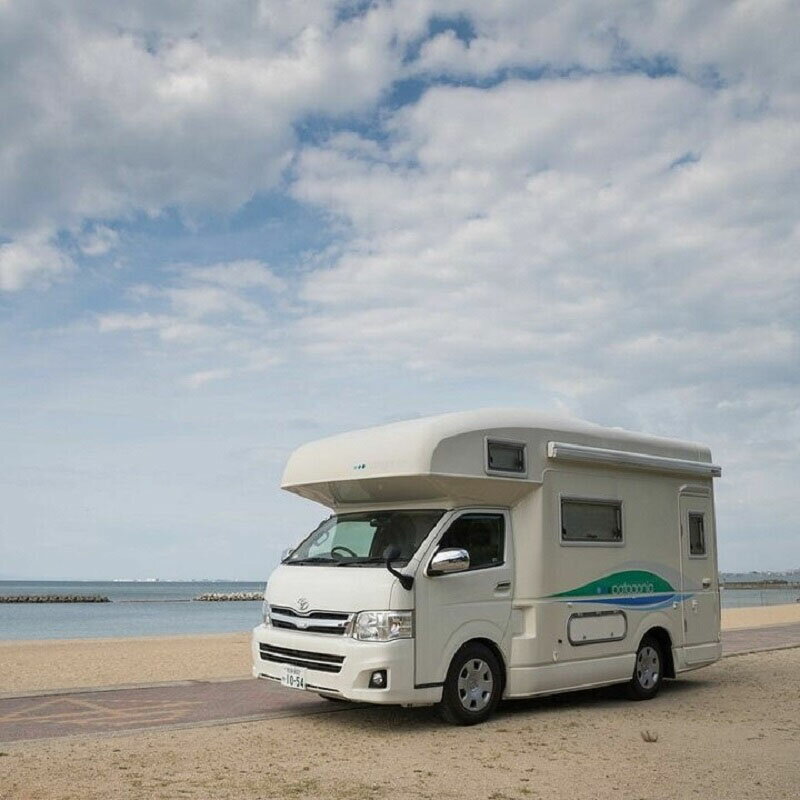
[
  {"x1": 487, "y1": 440, "x2": 526, "y2": 474},
  {"x1": 561, "y1": 499, "x2": 623, "y2": 544},
  {"x1": 437, "y1": 513, "x2": 505, "y2": 569},
  {"x1": 688, "y1": 513, "x2": 706, "y2": 556}
]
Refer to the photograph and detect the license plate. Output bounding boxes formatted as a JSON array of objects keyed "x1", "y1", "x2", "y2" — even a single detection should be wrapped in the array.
[{"x1": 281, "y1": 664, "x2": 306, "y2": 691}]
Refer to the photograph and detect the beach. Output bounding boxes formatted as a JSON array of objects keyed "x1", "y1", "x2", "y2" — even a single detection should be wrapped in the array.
[
  {"x1": 1, "y1": 604, "x2": 799, "y2": 694},
  {"x1": 1, "y1": 605, "x2": 799, "y2": 799},
  {"x1": 0, "y1": 632, "x2": 251, "y2": 694},
  {"x1": 0, "y1": 647, "x2": 797, "y2": 800}
]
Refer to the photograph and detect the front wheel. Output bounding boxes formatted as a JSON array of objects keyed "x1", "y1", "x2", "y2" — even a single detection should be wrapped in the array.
[
  {"x1": 437, "y1": 642, "x2": 502, "y2": 725},
  {"x1": 626, "y1": 636, "x2": 663, "y2": 700}
]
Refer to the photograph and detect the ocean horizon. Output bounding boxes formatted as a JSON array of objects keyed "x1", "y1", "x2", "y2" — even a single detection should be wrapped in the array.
[
  {"x1": 2, "y1": 579, "x2": 799, "y2": 641},
  {"x1": 0, "y1": 580, "x2": 265, "y2": 640}
]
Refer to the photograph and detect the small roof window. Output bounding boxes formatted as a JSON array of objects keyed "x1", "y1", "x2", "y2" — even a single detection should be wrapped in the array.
[{"x1": 486, "y1": 439, "x2": 527, "y2": 477}]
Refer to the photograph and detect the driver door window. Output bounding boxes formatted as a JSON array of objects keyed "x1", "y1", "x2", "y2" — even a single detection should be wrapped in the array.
[{"x1": 437, "y1": 513, "x2": 505, "y2": 571}]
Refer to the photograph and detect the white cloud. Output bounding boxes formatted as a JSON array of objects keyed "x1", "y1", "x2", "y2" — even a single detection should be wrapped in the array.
[
  {"x1": 78, "y1": 225, "x2": 119, "y2": 257},
  {"x1": 293, "y1": 70, "x2": 799, "y2": 388},
  {"x1": 0, "y1": 234, "x2": 74, "y2": 291},
  {"x1": 181, "y1": 260, "x2": 286, "y2": 292},
  {"x1": 0, "y1": 1, "x2": 432, "y2": 240},
  {"x1": 98, "y1": 258, "x2": 286, "y2": 378},
  {"x1": 184, "y1": 368, "x2": 232, "y2": 389},
  {"x1": 4, "y1": 2, "x2": 800, "y2": 573},
  {"x1": 97, "y1": 312, "x2": 167, "y2": 332},
  {"x1": 411, "y1": 0, "x2": 800, "y2": 95}
]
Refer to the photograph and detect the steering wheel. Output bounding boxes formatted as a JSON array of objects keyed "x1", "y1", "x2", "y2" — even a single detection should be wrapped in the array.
[{"x1": 331, "y1": 545, "x2": 358, "y2": 559}]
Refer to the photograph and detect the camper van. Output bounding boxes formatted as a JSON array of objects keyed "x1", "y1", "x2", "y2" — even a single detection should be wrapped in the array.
[{"x1": 252, "y1": 410, "x2": 722, "y2": 724}]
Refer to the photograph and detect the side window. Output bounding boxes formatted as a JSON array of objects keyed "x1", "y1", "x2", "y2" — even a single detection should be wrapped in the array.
[
  {"x1": 688, "y1": 513, "x2": 706, "y2": 556},
  {"x1": 486, "y1": 440, "x2": 526, "y2": 476},
  {"x1": 437, "y1": 513, "x2": 505, "y2": 570},
  {"x1": 561, "y1": 498, "x2": 623, "y2": 544}
]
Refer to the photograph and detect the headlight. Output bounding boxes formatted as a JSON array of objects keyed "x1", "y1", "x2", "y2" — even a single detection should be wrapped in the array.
[
  {"x1": 262, "y1": 600, "x2": 271, "y2": 626},
  {"x1": 353, "y1": 610, "x2": 413, "y2": 641}
]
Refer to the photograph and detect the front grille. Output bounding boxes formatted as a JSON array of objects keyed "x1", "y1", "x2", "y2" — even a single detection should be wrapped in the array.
[
  {"x1": 269, "y1": 606, "x2": 352, "y2": 635},
  {"x1": 259, "y1": 643, "x2": 345, "y2": 673}
]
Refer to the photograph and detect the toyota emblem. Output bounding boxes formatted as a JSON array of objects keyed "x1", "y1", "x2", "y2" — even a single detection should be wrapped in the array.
[{"x1": 297, "y1": 597, "x2": 309, "y2": 612}]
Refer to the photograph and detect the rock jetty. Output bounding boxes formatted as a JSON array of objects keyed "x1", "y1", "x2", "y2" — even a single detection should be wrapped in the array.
[
  {"x1": 193, "y1": 592, "x2": 262, "y2": 601},
  {"x1": 0, "y1": 595, "x2": 110, "y2": 603}
]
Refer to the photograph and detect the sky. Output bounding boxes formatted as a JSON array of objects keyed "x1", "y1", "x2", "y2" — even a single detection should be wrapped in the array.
[{"x1": 1, "y1": 1, "x2": 798, "y2": 579}]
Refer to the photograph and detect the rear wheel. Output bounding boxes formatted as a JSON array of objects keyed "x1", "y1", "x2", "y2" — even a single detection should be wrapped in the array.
[
  {"x1": 626, "y1": 635, "x2": 663, "y2": 700},
  {"x1": 437, "y1": 642, "x2": 502, "y2": 725}
]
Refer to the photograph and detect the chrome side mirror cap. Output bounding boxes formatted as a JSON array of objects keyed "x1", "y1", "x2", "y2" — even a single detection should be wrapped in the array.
[
  {"x1": 427, "y1": 548, "x2": 470, "y2": 576},
  {"x1": 280, "y1": 547, "x2": 296, "y2": 562}
]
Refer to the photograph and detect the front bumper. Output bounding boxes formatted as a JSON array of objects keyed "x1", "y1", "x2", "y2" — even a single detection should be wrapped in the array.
[{"x1": 251, "y1": 624, "x2": 440, "y2": 706}]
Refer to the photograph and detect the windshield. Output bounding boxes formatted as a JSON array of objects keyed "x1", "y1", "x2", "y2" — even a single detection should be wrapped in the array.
[{"x1": 286, "y1": 510, "x2": 445, "y2": 566}]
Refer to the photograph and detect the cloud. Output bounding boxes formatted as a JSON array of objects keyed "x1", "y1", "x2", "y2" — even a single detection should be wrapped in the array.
[
  {"x1": 78, "y1": 225, "x2": 119, "y2": 257},
  {"x1": 3, "y1": 2, "x2": 800, "y2": 574},
  {"x1": 0, "y1": 234, "x2": 74, "y2": 291},
  {"x1": 292, "y1": 71, "x2": 798, "y2": 392},
  {"x1": 181, "y1": 260, "x2": 287, "y2": 292},
  {"x1": 97, "y1": 258, "x2": 285, "y2": 378},
  {"x1": 97, "y1": 312, "x2": 167, "y2": 332},
  {"x1": 0, "y1": 1, "x2": 432, "y2": 244},
  {"x1": 410, "y1": 1, "x2": 800, "y2": 93},
  {"x1": 184, "y1": 368, "x2": 232, "y2": 389}
]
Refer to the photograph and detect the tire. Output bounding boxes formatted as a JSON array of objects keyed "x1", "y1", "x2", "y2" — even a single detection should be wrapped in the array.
[
  {"x1": 626, "y1": 635, "x2": 664, "y2": 700},
  {"x1": 437, "y1": 642, "x2": 502, "y2": 725}
]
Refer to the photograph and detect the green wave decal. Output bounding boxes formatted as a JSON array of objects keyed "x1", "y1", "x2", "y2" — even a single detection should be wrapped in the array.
[{"x1": 551, "y1": 570, "x2": 674, "y2": 598}]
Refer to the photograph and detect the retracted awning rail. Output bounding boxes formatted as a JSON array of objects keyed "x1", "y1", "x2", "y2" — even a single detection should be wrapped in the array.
[{"x1": 547, "y1": 441, "x2": 722, "y2": 478}]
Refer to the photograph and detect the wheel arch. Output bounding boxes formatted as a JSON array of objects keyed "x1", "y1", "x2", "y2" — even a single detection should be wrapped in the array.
[
  {"x1": 642, "y1": 625, "x2": 676, "y2": 679},
  {"x1": 433, "y1": 620, "x2": 508, "y2": 686},
  {"x1": 468, "y1": 637, "x2": 508, "y2": 694}
]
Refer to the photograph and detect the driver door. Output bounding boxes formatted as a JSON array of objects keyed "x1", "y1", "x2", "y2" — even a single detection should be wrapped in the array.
[{"x1": 414, "y1": 509, "x2": 513, "y2": 687}]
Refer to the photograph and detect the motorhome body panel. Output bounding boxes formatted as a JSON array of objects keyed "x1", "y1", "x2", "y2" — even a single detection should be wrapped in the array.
[
  {"x1": 505, "y1": 464, "x2": 719, "y2": 696},
  {"x1": 255, "y1": 409, "x2": 721, "y2": 712},
  {"x1": 281, "y1": 409, "x2": 715, "y2": 508}
]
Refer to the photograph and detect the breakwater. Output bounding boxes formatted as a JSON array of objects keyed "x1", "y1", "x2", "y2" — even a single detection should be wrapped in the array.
[
  {"x1": 723, "y1": 581, "x2": 800, "y2": 590},
  {"x1": 193, "y1": 592, "x2": 262, "y2": 601},
  {"x1": 0, "y1": 595, "x2": 110, "y2": 603}
]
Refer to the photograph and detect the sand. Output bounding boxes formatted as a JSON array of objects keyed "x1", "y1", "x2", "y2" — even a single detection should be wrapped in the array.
[
  {"x1": 1, "y1": 648, "x2": 799, "y2": 800},
  {"x1": 2, "y1": 604, "x2": 799, "y2": 694},
  {"x1": 0, "y1": 633, "x2": 251, "y2": 694},
  {"x1": 721, "y1": 603, "x2": 800, "y2": 630}
]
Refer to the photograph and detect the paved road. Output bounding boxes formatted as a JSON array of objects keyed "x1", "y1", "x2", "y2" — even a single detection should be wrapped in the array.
[
  {"x1": 721, "y1": 621, "x2": 800, "y2": 656},
  {"x1": 2, "y1": 622, "x2": 799, "y2": 744}
]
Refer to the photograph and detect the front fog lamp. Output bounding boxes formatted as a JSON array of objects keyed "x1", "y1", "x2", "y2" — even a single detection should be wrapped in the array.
[
  {"x1": 369, "y1": 670, "x2": 387, "y2": 688},
  {"x1": 353, "y1": 610, "x2": 413, "y2": 641}
]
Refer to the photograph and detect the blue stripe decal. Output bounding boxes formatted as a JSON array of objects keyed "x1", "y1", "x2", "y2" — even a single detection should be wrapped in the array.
[{"x1": 562, "y1": 592, "x2": 694, "y2": 610}]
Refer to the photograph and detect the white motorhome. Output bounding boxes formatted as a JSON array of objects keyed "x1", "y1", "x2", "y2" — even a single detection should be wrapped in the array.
[{"x1": 252, "y1": 410, "x2": 722, "y2": 724}]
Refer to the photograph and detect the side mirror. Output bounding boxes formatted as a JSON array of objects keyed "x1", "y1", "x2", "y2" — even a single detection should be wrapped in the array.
[{"x1": 427, "y1": 548, "x2": 470, "y2": 576}]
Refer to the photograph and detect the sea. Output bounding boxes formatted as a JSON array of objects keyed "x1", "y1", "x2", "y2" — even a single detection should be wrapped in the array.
[
  {"x1": 1, "y1": 579, "x2": 799, "y2": 641},
  {"x1": 0, "y1": 581, "x2": 265, "y2": 640}
]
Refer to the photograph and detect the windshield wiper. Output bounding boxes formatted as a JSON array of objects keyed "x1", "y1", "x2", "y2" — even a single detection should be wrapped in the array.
[
  {"x1": 336, "y1": 556, "x2": 408, "y2": 566},
  {"x1": 287, "y1": 556, "x2": 337, "y2": 565}
]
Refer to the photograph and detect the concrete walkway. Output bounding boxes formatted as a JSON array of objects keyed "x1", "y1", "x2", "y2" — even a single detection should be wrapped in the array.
[
  {"x1": 720, "y1": 621, "x2": 800, "y2": 656},
  {"x1": 2, "y1": 622, "x2": 799, "y2": 744}
]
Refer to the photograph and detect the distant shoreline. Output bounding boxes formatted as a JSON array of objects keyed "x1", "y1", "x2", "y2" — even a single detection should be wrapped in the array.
[{"x1": 722, "y1": 581, "x2": 800, "y2": 590}]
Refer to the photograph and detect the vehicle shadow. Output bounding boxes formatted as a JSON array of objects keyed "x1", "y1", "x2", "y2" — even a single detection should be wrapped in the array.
[
  {"x1": 496, "y1": 674, "x2": 710, "y2": 720},
  {"x1": 324, "y1": 676, "x2": 712, "y2": 732}
]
